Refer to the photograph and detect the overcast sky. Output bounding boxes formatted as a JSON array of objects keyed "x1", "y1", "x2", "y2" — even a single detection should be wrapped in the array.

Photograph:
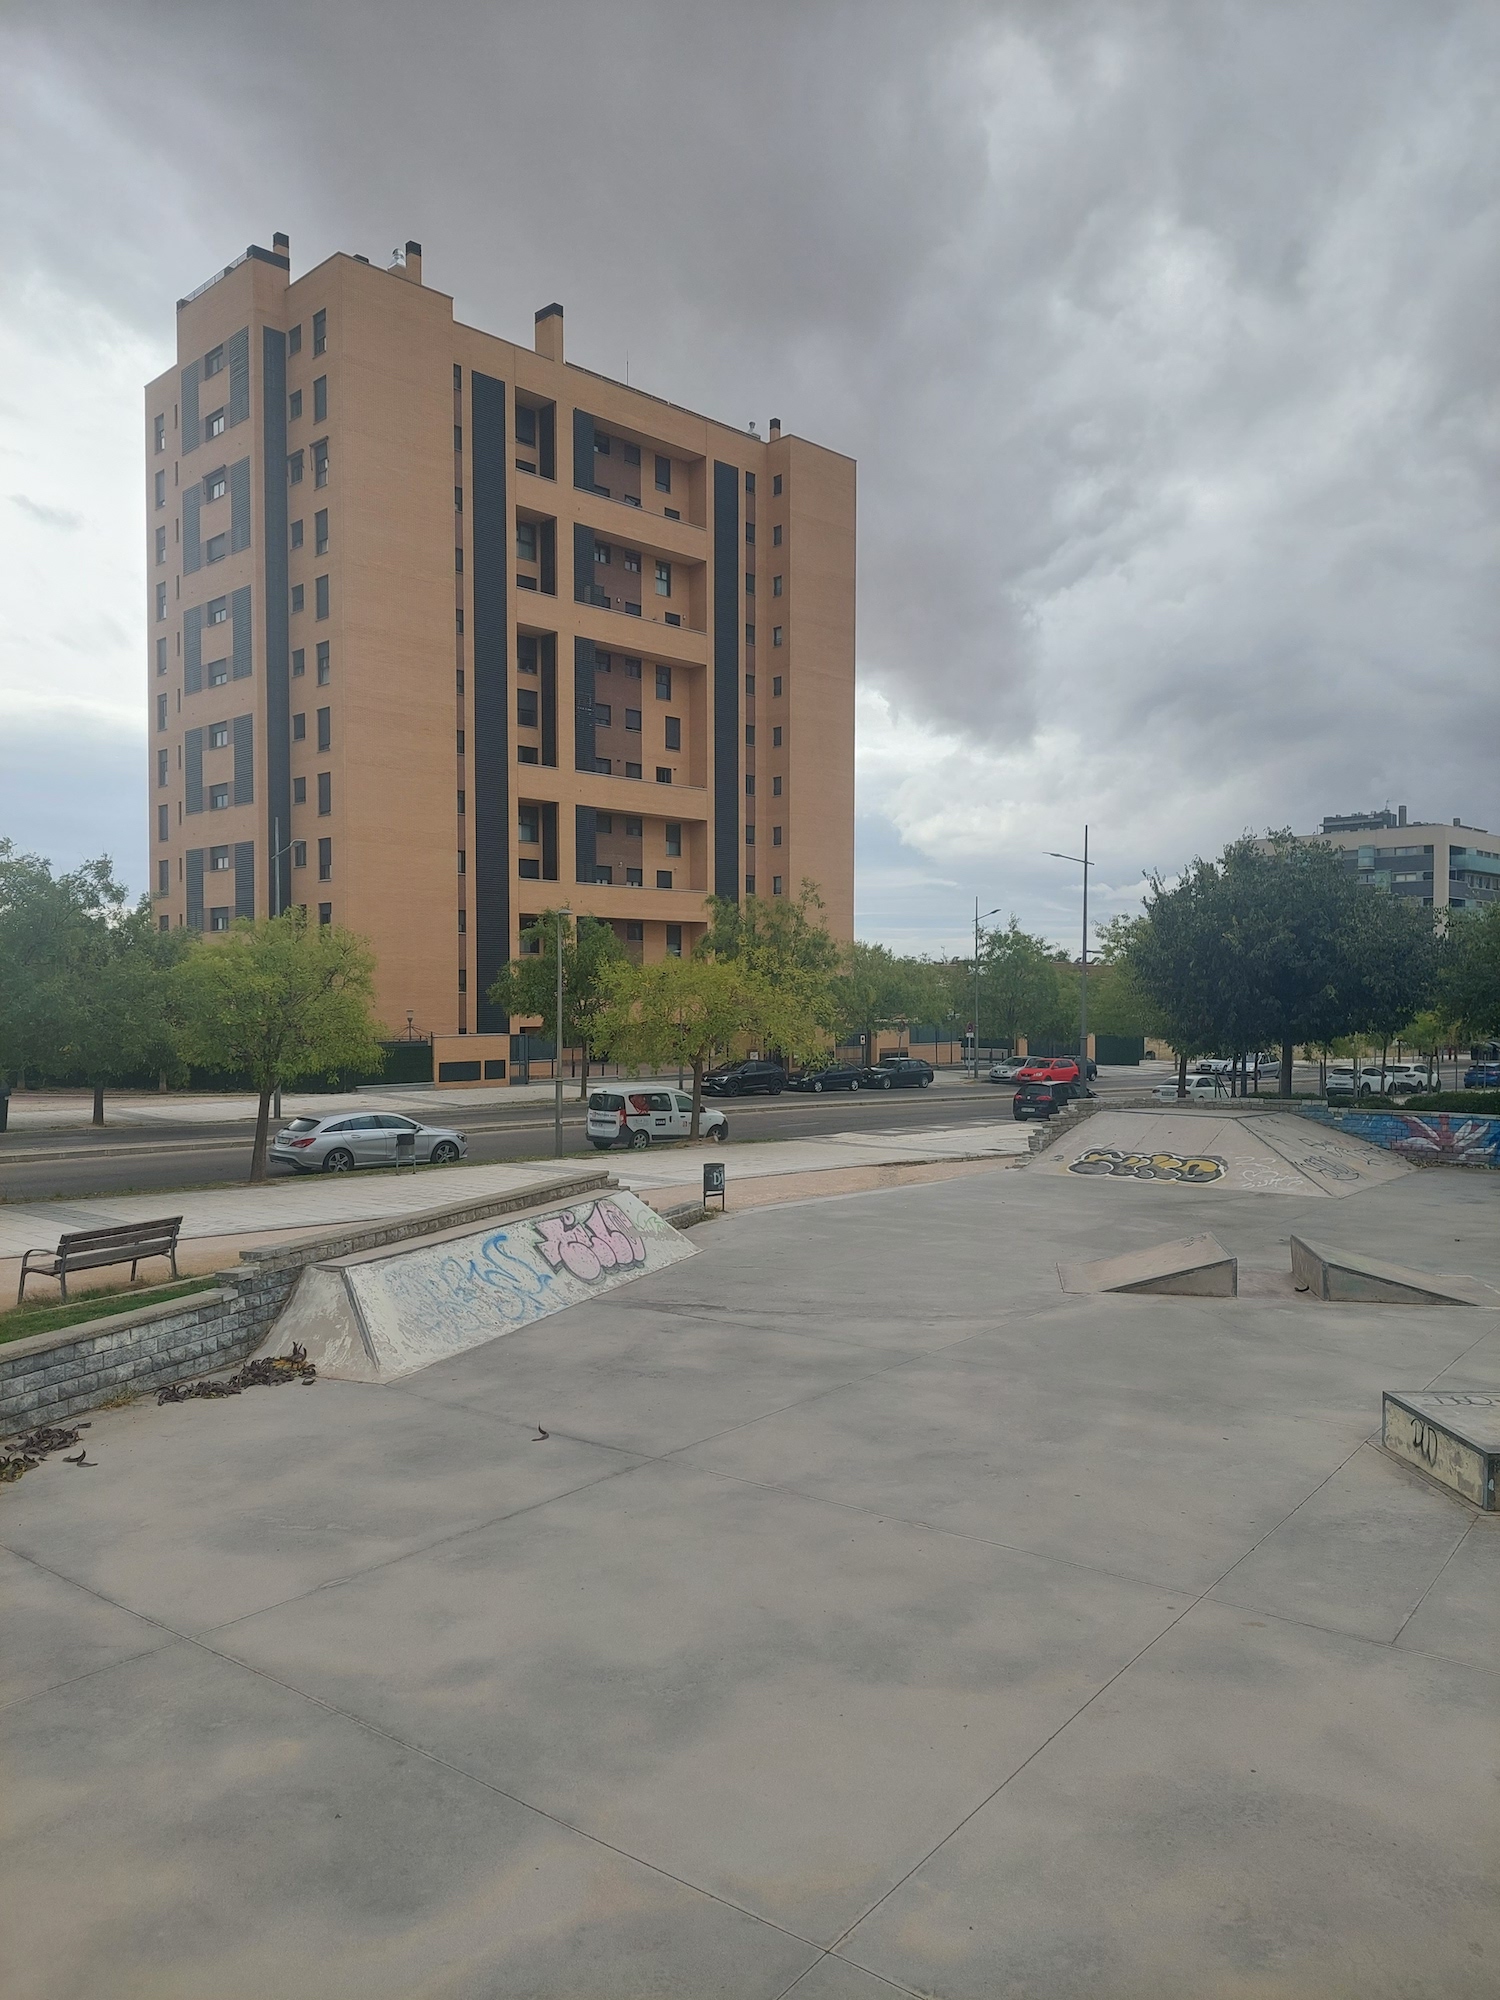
[{"x1": 2, "y1": 0, "x2": 1496, "y2": 958}]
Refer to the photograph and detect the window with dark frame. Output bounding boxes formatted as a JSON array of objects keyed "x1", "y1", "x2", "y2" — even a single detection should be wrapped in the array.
[
  {"x1": 289, "y1": 390, "x2": 303, "y2": 421},
  {"x1": 315, "y1": 509, "x2": 328, "y2": 555},
  {"x1": 293, "y1": 712, "x2": 306, "y2": 741},
  {"x1": 317, "y1": 707, "x2": 331, "y2": 752},
  {"x1": 664, "y1": 716, "x2": 681, "y2": 751},
  {"x1": 317, "y1": 771, "x2": 331, "y2": 815},
  {"x1": 316, "y1": 641, "x2": 330, "y2": 684},
  {"x1": 312, "y1": 309, "x2": 326, "y2": 356},
  {"x1": 313, "y1": 376, "x2": 327, "y2": 422},
  {"x1": 318, "y1": 837, "x2": 332, "y2": 881}
]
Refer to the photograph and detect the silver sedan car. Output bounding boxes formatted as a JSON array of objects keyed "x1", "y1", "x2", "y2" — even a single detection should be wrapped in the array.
[{"x1": 270, "y1": 1111, "x2": 468, "y2": 1173}]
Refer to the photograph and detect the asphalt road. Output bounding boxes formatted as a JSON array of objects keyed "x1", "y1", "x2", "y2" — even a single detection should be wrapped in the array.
[{"x1": 0, "y1": 1077, "x2": 1045, "y2": 1202}]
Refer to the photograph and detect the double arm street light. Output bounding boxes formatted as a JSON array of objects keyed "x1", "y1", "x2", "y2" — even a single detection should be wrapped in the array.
[
  {"x1": 971, "y1": 902, "x2": 1005, "y2": 1078},
  {"x1": 1047, "y1": 827, "x2": 1094, "y2": 1086},
  {"x1": 554, "y1": 909, "x2": 572, "y2": 1157}
]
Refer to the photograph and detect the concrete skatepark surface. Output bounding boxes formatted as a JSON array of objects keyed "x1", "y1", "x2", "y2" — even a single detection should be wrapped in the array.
[
  {"x1": 1049, "y1": 1106, "x2": 1410, "y2": 1196},
  {"x1": 3, "y1": 1110, "x2": 1498, "y2": 1997}
]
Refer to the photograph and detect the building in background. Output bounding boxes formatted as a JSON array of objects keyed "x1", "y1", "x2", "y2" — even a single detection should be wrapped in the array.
[
  {"x1": 145, "y1": 235, "x2": 855, "y2": 1055},
  {"x1": 1293, "y1": 809, "x2": 1499, "y2": 911}
]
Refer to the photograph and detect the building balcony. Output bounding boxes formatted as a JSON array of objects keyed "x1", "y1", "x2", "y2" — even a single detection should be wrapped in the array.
[{"x1": 569, "y1": 598, "x2": 708, "y2": 664}]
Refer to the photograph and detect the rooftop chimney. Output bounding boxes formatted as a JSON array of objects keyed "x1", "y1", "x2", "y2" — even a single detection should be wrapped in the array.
[
  {"x1": 768, "y1": 417, "x2": 781, "y2": 439},
  {"x1": 534, "y1": 302, "x2": 564, "y2": 363},
  {"x1": 1454, "y1": 816, "x2": 1462, "y2": 827},
  {"x1": 403, "y1": 239, "x2": 423, "y2": 284},
  {"x1": 273, "y1": 231, "x2": 290, "y2": 266}
]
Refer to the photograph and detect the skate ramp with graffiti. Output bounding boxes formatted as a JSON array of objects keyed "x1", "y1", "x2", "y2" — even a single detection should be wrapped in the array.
[
  {"x1": 258, "y1": 1189, "x2": 694, "y2": 1382},
  {"x1": 1041, "y1": 1110, "x2": 1408, "y2": 1198}
]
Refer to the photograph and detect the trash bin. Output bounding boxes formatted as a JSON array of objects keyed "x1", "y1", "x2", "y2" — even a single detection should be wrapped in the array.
[
  {"x1": 0, "y1": 1085, "x2": 10, "y2": 1134},
  {"x1": 396, "y1": 1127, "x2": 416, "y2": 1170}
]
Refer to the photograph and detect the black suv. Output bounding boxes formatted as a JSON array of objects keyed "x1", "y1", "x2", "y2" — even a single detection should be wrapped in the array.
[
  {"x1": 862, "y1": 1057, "x2": 935, "y2": 1090},
  {"x1": 701, "y1": 1060, "x2": 787, "y2": 1098},
  {"x1": 1013, "y1": 1078, "x2": 1084, "y2": 1121}
]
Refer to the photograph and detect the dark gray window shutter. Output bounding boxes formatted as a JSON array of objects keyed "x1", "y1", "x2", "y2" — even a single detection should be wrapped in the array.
[
  {"x1": 232, "y1": 714, "x2": 254, "y2": 803},
  {"x1": 182, "y1": 484, "x2": 201, "y2": 573},
  {"x1": 573, "y1": 523, "x2": 593, "y2": 604},
  {"x1": 231, "y1": 587, "x2": 252, "y2": 678},
  {"x1": 185, "y1": 729, "x2": 204, "y2": 814},
  {"x1": 184, "y1": 606, "x2": 203, "y2": 694},
  {"x1": 227, "y1": 328, "x2": 250, "y2": 426},
  {"x1": 229, "y1": 458, "x2": 251, "y2": 551},
  {"x1": 538, "y1": 403, "x2": 556, "y2": 480},
  {"x1": 540, "y1": 634, "x2": 557, "y2": 767},
  {"x1": 573, "y1": 638, "x2": 596, "y2": 770},
  {"x1": 186, "y1": 848, "x2": 205, "y2": 929},
  {"x1": 233, "y1": 840, "x2": 256, "y2": 919},
  {"x1": 574, "y1": 805, "x2": 597, "y2": 883},
  {"x1": 541, "y1": 801, "x2": 559, "y2": 882},
  {"x1": 572, "y1": 408, "x2": 595, "y2": 490},
  {"x1": 181, "y1": 360, "x2": 201, "y2": 453}
]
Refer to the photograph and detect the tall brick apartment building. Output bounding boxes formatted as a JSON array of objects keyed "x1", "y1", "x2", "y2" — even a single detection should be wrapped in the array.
[{"x1": 145, "y1": 235, "x2": 855, "y2": 1048}]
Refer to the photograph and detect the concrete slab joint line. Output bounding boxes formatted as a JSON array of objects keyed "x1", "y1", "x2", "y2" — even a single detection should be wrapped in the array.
[
  {"x1": 1290, "y1": 1233, "x2": 1493, "y2": 1307},
  {"x1": 1059, "y1": 1233, "x2": 1237, "y2": 1297},
  {"x1": 1382, "y1": 1391, "x2": 1500, "y2": 1509}
]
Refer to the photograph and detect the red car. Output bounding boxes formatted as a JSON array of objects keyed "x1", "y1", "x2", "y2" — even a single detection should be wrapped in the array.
[{"x1": 1016, "y1": 1057, "x2": 1081, "y2": 1084}]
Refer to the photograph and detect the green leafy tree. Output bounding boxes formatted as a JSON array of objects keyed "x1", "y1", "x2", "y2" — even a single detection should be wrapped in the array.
[
  {"x1": 977, "y1": 918, "x2": 1063, "y2": 1049},
  {"x1": 177, "y1": 911, "x2": 385, "y2": 1180},
  {"x1": 487, "y1": 910, "x2": 626, "y2": 1098},
  {"x1": 830, "y1": 940, "x2": 921, "y2": 1062},
  {"x1": 699, "y1": 880, "x2": 841, "y2": 1056},
  {"x1": 593, "y1": 955, "x2": 795, "y2": 1137},
  {"x1": 1439, "y1": 903, "x2": 1500, "y2": 1041}
]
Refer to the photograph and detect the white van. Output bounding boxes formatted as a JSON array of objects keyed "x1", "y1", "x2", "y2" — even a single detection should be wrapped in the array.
[{"x1": 587, "y1": 1088, "x2": 730, "y2": 1151}]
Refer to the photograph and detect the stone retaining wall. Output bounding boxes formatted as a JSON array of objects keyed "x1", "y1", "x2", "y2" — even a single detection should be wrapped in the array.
[
  {"x1": 0, "y1": 1170, "x2": 611, "y2": 1432},
  {"x1": 1298, "y1": 1104, "x2": 1500, "y2": 1170}
]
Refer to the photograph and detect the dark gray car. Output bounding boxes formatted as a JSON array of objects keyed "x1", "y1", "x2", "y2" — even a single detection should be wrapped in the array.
[{"x1": 270, "y1": 1111, "x2": 467, "y2": 1173}]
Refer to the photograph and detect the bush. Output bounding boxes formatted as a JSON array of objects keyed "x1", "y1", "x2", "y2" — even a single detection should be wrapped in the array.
[{"x1": 1400, "y1": 1092, "x2": 1500, "y2": 1114}]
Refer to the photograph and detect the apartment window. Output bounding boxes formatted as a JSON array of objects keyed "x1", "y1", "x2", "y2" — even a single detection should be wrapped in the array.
[
  {"x1": 210, "y1": 908, "x2": 230, "y2": 931},
  {"x1": 317, "y1": 772, "x2": 331, "y2": 815},
  {"x1": 293, "y1": 777, "x2": 306, "y2": 804},
  {"x1": 209, "y1": 721, "x2": 229, "y2": 749},
  {"x1": 315, "y1": 575, "x2": 329, "y2": 619},
  {"x1": 316, "y1": 642, "x2": 330, "y2": 683},
  {"x1": 772, "y1": 774, "x2": 782, "y2": 796},
  {"x1": 290, "y1": 519, "x2": 304, "y2": 549},
  {"x1": 206, "y1": 409, "x2": 226, "y2": 438},
  {"x1": 456, "y1": 609, "x2": 465, "y2": 632},
  {"x1": 745, "y1": 522, "x2": 755, "y2": 544},
  {"x1": 313, "y1": 376, "x2": 328, "y2": 422},
  {"x1": 514, "y1": 805, "x2": 541, "y2": 846},
  {"x1": 210, "y1": 845, "x2": 231, "y2": 871},
  {"x1": 744, "y1": 572, "x2": 754, "y2": 595},
  {"x1": 157, "y1": 858, "x2": 169, "y2": 893},
  {"x1": 454, "y1": 486, "x2": 463, "y2": 512},
  {"x1": 456, "y1": 548, "x2": 467, "y2": 576},
  {"x1": 594, "y1": 541, "x2": 611, "y2": 565},
  {"x1": 773, "y1": 675, "x2": 783, "y2": 697},
  {"x1": 154, "y1": 470, "x2": 166, "y2": 508},
  {"x1": 289, "y1": 390, "x2": 303, "y2": 422},
  {"x1": 772, "y1": 725, "x2": 783, "y2": 746},
  {"x1": 745, "y1": 775, "x2": 755, "y2": 796},
  {"x1": 288, "y1": 449, "x2": 304, "y2": 484},
  {"x1": 624, "y1": 816, "x2": 643, "y2": 836},
  {"x1": 516, "y1": 689, "x2": 538, "y2": 728},
  {"x1": 593, "y1": 864, "x2": 613, "y2": 884},
  {"x1": 455, "y1": 668, "x2": 464, "y2": 694},
  {"x1": 745, "y1": 623, "x2": 755, "y2": 645},
  {"x1": 664, "y1": 507, "x2": 680, "y2": 520},
  {"x1": 772, "y1": 875, "x2": 783, "y2": 896},
  {"x1": 745, "y1": 472, "x2": 756, "y2": 494},
  {"x1": 656, "y1": 870, "x2": 673, "y2": 889},
  {"x1": 772, "y1": 475, "x2": 783, "y2": 495},
  {"x1": 654, "y1": 561, "x2": 671, "y2": 597},
  {"x1": 155, "y1": 526, "x2": 167, "y2": 565},
  {"x1": 593, "y1": 430, "x2": 611, "y2": 456},
  {"x1": 204, "y1": 345, "x2": 224, "y2": 378},
  {"x1": 623, "y1": 657, "x2": 642, "y2": 679},
  {"x1": 457, "y1": 849, "x2": 466, "y2": 874},
  {"x1": 517, "y1": 521, "x2": 537, "y2": 561},
  {"x1": 621, "y1": 442, "x2": 641, "y2": 467},
  {"x1": 745, "y1": 875, "x2": 755, "y2": 894},
  {"x1": 208, "y1": 659, "x2": 228, "y2": 686},
  {"x1": 288, "y1": 324, "x2": 302, "y2": 356},
  {"x1": 517, "y1": 636, "x2": 539, "y2": 675},
  {"x1": 157, "y1": 803, "x2": 169, "y2": 840},
  {"x1": 156, "y1": 693, "x2": 168, "y2": 731},
  {"x1": 292, "y1": 841, "x2": 306, "y2": 868},
  {"x1": 210, "y1": 785, "x2": 229, "y2": 811},
  {"x1": 313, "y1": 441, "x2": 329, "y2": 488},
  {"x1": 318, "y1": 838, "x2": 332, "y2": 881},
  {"x1": 318, "y1": 903, "x2": 332, "y2": 926},
  {"x1": 457, "y1": 790, "x2": 465, "y2": 816},
  {"x1": 772, "y1": 826, "x2": 783, "y2": 847},
  {"x1": 626, "y1": 760, "x2": 642, "y2": 779},
  {"x1": 664, "y1": 716, "x2": 681, "y2": 751},
  {"x1": 317, "y1": 707, "x2": 331, "y2": 752},
  {"x1": 626, "y1": 600, "x2": 642, "y2": 617},
  {"x1": 315, "y1": 509, "x2": 328, "y2": 555},
  {"x1": 621, "y1": 708, "x2": 641, "y2": 734},
  {"x1": 745, "y1": 673, "x2": 755, "y2": 696},
  {"x1": 291, "y1": 647, "x2": 305, "y2": 678},
  {"x1": 291, "y1": 584, "x2": 304, "y2": 613},
  {"x1": 208, "y1": 596, "x2": 228, "y2": 625},
  {"x1": 772, "y1": 626, "x2": 783, "y2": 646},
  {"x1": 595, "y1": 702, "x2": 612, "y2": 726},
  {"x1": 772, "y1": 524, "x2": 782, "y2": 546},
  {"x1": 620, "y1": 866, "x2": 641, "y2": 887},
  {"x1": 666, "y1": 924, "x2": 683, "y2": 956},
  {"x1": 205, "y1": 534, "x2": 226, "y2": 564},
  {"x1": 622, "y1": 551, "x2": 641, "y2": 574},
  {"x1": 154, "y1": 415, "x2": 166, "y2": 453},
  {"x1": 457, "y1": 908, "x2": 466, "y2": 934},
  {"x1": 517, "y1": 857, "x2": 542, "y2": 881},
  {"x1": 772, "y1": 575, "x2": 783, "y2": 597},
  {"x1": 654, "y1": 454, "x2": 671, "y2": 492},
  {"x1": 312, "y1": 309, "x2": 327, "y2": 355},
  {"x1": 518, "y1": 744, "x2": 539, "y2": 765},
  {"x1": 595, "y1": 757, "x2": 612, "y2": 774},
  {"x1": 745, "y1": 724, "x2": 755, "y2": 746},
  {"x1": 156, "y1": 748, "x2": 168, "y2": 787},
  {"x1": 665, "y1": 822, "x2": 682, "y2": 857},
  {"x1": 155, "y1": 583, "x2": 167, "y2": 622},
  {"x1": 515, "y1": 404, "x2": 537, "y2": 447},
  {"x1": 156, "y1": 637, "x2": 167, "y2": 675},
  {"x1": 655, "y1": 767, "x2": 672, "y2": 785},
  {"x1": 745, "y1": 825, "x2": 755, "y2": 846}
]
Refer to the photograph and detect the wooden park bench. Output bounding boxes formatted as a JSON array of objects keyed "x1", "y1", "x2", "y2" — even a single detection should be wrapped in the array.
[{"x1": 17, "y1": 1217, "x2": 184, "y2": 1305}]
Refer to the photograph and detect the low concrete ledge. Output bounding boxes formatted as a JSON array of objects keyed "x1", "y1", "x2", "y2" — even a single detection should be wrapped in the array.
[{"x1": 1382, "y1": 1391, "x2": 1500, "y2": 1508}]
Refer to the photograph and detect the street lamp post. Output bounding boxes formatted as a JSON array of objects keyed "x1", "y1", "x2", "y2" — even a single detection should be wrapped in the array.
[
  {"x1": 1047, "y1": 828, "x2": 1095, "y2": 1086},
  {"x1": 554, "y1": 909, "x2": 571, "y2": 1157},
  {"x1": 972, "y1": 902, "x2": 1005, "y2": 1078}
]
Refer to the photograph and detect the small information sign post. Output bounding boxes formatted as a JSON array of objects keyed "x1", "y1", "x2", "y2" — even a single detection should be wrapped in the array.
[
  {"x1": 702, "y1": 1160, "x2": 727, "y2": 1213},
  {"x1": 396, "y1": 1128, "x2": 417, "y2": 1172}
]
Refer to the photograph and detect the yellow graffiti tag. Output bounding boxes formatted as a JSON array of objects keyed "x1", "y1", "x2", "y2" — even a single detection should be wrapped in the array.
[{"x1": 1067, "y1": 1148, "x2": 1226, "y2": 1184}]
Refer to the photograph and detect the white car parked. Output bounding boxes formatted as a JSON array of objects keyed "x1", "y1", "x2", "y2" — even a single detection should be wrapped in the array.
[
  {"x1": 587, "y1": 1088, "x2": 729, "y2": 1151},
  {"x1": 1154, "y1": 1074, "x2": 1233, "y2": 1103}
]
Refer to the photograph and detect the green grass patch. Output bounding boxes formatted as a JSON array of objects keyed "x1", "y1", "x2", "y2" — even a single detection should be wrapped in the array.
[
  {"x1": 0, "y1": 1276, "x2": 222, "y2": 1346},
  {"x1": 1399, "y1": 1093, "x2": 1500, "y2": 1115}
]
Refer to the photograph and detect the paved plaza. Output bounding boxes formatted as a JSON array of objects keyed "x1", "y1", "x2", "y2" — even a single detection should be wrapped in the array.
[{"x1": 3, "y1": 1115, "x2": 1498, "y2": 1997}]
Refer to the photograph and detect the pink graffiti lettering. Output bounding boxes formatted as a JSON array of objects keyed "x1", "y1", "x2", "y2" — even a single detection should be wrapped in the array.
[{"x1": 534, "y1": 1202, "x2": 647, "y2": 1283}]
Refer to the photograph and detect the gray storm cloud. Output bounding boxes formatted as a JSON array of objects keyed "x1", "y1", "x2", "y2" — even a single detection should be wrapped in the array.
[{"x1": 1, "y1": 0, "x2": 1495, "y2": 947}]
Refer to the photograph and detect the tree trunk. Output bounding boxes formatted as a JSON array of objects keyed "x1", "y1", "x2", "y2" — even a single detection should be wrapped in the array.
[
  {"x1": 92, "y1": 1083, "x2": 105, "y2": 1126},
  {"x1": 1176, "y1": 1051, "x2": 1188, "y2": 1100},
  {"x1": 689, "y1": 1055, "x2": 704, "y2": 1139},
  {"x1": 250, "y1": 1086, "x2": 273, "y2": 1182},
  {"x1": 159, "y1": 1069, "x2": 169, "y2": 1094}
]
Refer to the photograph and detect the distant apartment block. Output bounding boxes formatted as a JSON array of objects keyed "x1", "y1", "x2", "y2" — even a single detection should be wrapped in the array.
[
  {"x1": 145, "y1": 235, "x2": 855, "y2": 1043},
  {"x1": 1296, "y1": 808, "x2": 1499, "y2": 911}
]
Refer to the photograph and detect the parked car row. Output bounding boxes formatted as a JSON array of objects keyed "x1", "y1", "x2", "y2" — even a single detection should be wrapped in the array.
[{"x1": 705, "y1": 1055, "x2": 937, "y2": 1096}]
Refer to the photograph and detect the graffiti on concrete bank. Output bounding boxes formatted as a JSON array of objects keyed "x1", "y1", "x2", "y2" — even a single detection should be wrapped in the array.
[
  {"x1": 533, "y1": 1200, "x2": 647, "y2": 1283},
  {"x1": 1068, "y1": 1147, "x2": 1227, "y2": 1184}
]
